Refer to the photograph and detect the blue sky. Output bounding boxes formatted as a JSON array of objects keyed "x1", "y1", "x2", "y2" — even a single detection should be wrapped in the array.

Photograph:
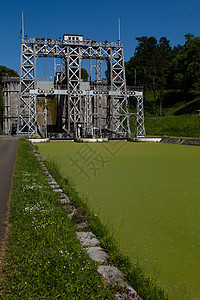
[{"x1": 0, "y1": 0, "x2": 199, "y2": 75}]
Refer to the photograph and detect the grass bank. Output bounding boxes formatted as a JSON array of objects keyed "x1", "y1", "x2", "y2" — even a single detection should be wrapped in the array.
[
  {"x1": 129, "y1": 113, "x2": 199, "y2": 137},
  {"x1": 143, "y1": 114, "x2": 199, "y2": 137},
  {"x1": 0, "y1": 139, "x2": 167, "y2": 299},
  {"x1": 0, "y1": 140, "x2": 117, "y2": 299}
]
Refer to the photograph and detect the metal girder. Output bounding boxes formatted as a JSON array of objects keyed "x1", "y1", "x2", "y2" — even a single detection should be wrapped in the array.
[
  {"x1": 30, "y1": 89, "x2": 143, "y2": 97},
  {"x1": 84, "y1": 93, "x2": 93, "y2": 136},
  {"x1": 135, "y1": 95, "x2": 146, "y2": 137},
  {"x1": 17, "y1": 37, "x2": 145, "y2": 138},
  {"x1": 108, "y1": 45, "x2": 130, "y2": 136},
  {"x1": 17, "y1": 42, "x2": 36, "y2": 134},
  {"x1": 90, "y1": 59, "x2": 102, "y2": 81},
  {"x1": 66, "y1": 46, "x2": 82, "y2": 133}
]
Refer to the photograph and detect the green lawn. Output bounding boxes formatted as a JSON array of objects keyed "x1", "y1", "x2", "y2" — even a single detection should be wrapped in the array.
[
  {"x1": 38, "y1": 141, "x2": 200, "y2": 299},
  {"x1": 144, "y1": 114, "x2": 199, "y2": 137}
]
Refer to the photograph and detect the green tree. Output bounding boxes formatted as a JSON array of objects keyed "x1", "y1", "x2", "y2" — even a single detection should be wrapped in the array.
[
  {"x1": 170, "y1": 33, "x2": 200, "y2": 96},
  {"x1": 125, "y1": 36, "x2": 172, "y2": 115},
  {"x1": 81, "y1": 68, "x2": 89, "y2": 82},
  {"x1": 0, "y1": 65, "x2": 18, "y2": 82},
  {"x1": 157, "y1": 37, "x2": 173, "y2": 115},
  {"x1": 133, "y1": 36, "x2": 158, "y2": 102}
]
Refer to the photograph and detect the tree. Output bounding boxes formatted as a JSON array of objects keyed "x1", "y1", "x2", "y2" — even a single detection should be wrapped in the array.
[
  {"x1": 184, "y1": 34, "x2": 200, "y2": 95},
  {"x1": 0, "y1": 65, "x2": 18, "y2": 83},
  {"x1": 157, "y1": 37, "x2": 173, "y2": 115},
  {"x1": 133, "y1": 36, "x2": 158, "y2": 103},
  {"x1": 170, "y1": 33, "x2": 200, "y2": 97},
  {"x1": 125, "y1": 36, "x2": 172, "y2": 115},
  {"x1": 81, "y1": 68, "x2": 89, "y2": 82}
]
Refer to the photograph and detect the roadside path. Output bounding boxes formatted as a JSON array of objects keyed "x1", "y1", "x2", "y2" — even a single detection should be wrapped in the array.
[{"x1": 0, "y1": 136, "x2": 18, "y2": 248}]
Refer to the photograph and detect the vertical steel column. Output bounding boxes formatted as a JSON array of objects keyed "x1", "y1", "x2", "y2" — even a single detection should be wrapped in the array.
[
  {"x1": 106, "y1": 47, "x2": 112, "y2": 133},
  {"x1": 98, "y1": 94, "x2": 102, "y2": 136},
  {"x1": 17, "y1": 39, "x2": 36, "y2": 135},
  {"x1": 84, "y1": 92, "x2": 92, "y2": 136},
  {"x1": 28, "y1": 94, "x2": 37, "y2": 134},
  {"x1": 135, "y1": 95, "x2": 145, "y2": 137},
  {"x1": 109, "y1": 43, "x2": 130, "y2": 137},
  {"x1": 96, "y1": 59, "x2": 102, "y2": 81},
  {"x1": 66, "y1": 46, "x2": 81, "y2": 135},
  {"x1": 121, "y1": 47, "x2": 131, "y2": 137}
]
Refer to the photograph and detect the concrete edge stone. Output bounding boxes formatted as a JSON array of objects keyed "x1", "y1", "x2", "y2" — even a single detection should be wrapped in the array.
[
  {"x1": 98, "y1": 265, "x2": 140, "y2": 299},
  {"x1": 76, "y1": 231, "x2": 100, "y2": 247},
  {"x1": 86, "y1": 247, "x2": 109, "y2": 263}
]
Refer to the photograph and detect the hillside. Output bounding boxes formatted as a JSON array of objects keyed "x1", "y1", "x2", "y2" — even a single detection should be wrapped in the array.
[{"x1": 130, "y1": 89, "x2": 200, "y2": 138}]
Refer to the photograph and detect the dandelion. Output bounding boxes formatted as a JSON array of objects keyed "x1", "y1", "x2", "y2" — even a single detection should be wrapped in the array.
[{"x1": 94, "y1": 214, "x2": 97, "y2": 217}]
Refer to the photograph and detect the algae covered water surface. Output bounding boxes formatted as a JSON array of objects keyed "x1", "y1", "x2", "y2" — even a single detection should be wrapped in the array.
[{"x1": 38, "y1": 141, "x2": 200, "y2": 298}]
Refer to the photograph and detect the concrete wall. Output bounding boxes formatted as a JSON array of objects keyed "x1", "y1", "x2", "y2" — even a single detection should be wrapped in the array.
[
  {"x1": 2, "y1": 77, "x2": 20, "y2": 134},
  {"x1": 2, "y1": 77, "x2": 109, "y2": 136}
]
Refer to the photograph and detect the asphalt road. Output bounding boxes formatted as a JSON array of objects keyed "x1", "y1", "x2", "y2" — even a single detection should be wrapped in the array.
[{"x1": 0, "y1": 136, "x2": 18, "y2": 248}]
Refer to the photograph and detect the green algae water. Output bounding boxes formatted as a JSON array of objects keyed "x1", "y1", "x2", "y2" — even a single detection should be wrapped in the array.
[{"x1": 38, "y1": 141, "x2": 200, "y2": 299}]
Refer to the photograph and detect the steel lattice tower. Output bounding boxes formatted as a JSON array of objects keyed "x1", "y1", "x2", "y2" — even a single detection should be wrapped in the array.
[{"x1": 17, "y1": 35, "x2": 145, "y2": 138}]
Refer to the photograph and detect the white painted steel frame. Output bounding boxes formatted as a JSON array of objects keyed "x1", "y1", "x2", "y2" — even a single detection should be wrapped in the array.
[{"x1": 17, "y1": 38, "x2": 145, "y2": 137}]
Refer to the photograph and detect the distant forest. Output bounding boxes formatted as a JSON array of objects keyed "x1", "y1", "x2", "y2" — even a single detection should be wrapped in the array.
[{"x1": 125, "y1": 33, "x2": 200, "y2": 115}]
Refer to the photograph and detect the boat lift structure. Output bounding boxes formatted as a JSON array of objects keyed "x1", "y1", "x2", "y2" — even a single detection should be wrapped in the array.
[{"x1": 17, "y1": 34, "x2": 145, "y2": 138}]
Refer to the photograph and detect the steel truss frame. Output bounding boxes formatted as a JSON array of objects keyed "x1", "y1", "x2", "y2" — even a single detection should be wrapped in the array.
[{"x1": 17, "y1": 38, "x2": 145, "y2": 138}]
